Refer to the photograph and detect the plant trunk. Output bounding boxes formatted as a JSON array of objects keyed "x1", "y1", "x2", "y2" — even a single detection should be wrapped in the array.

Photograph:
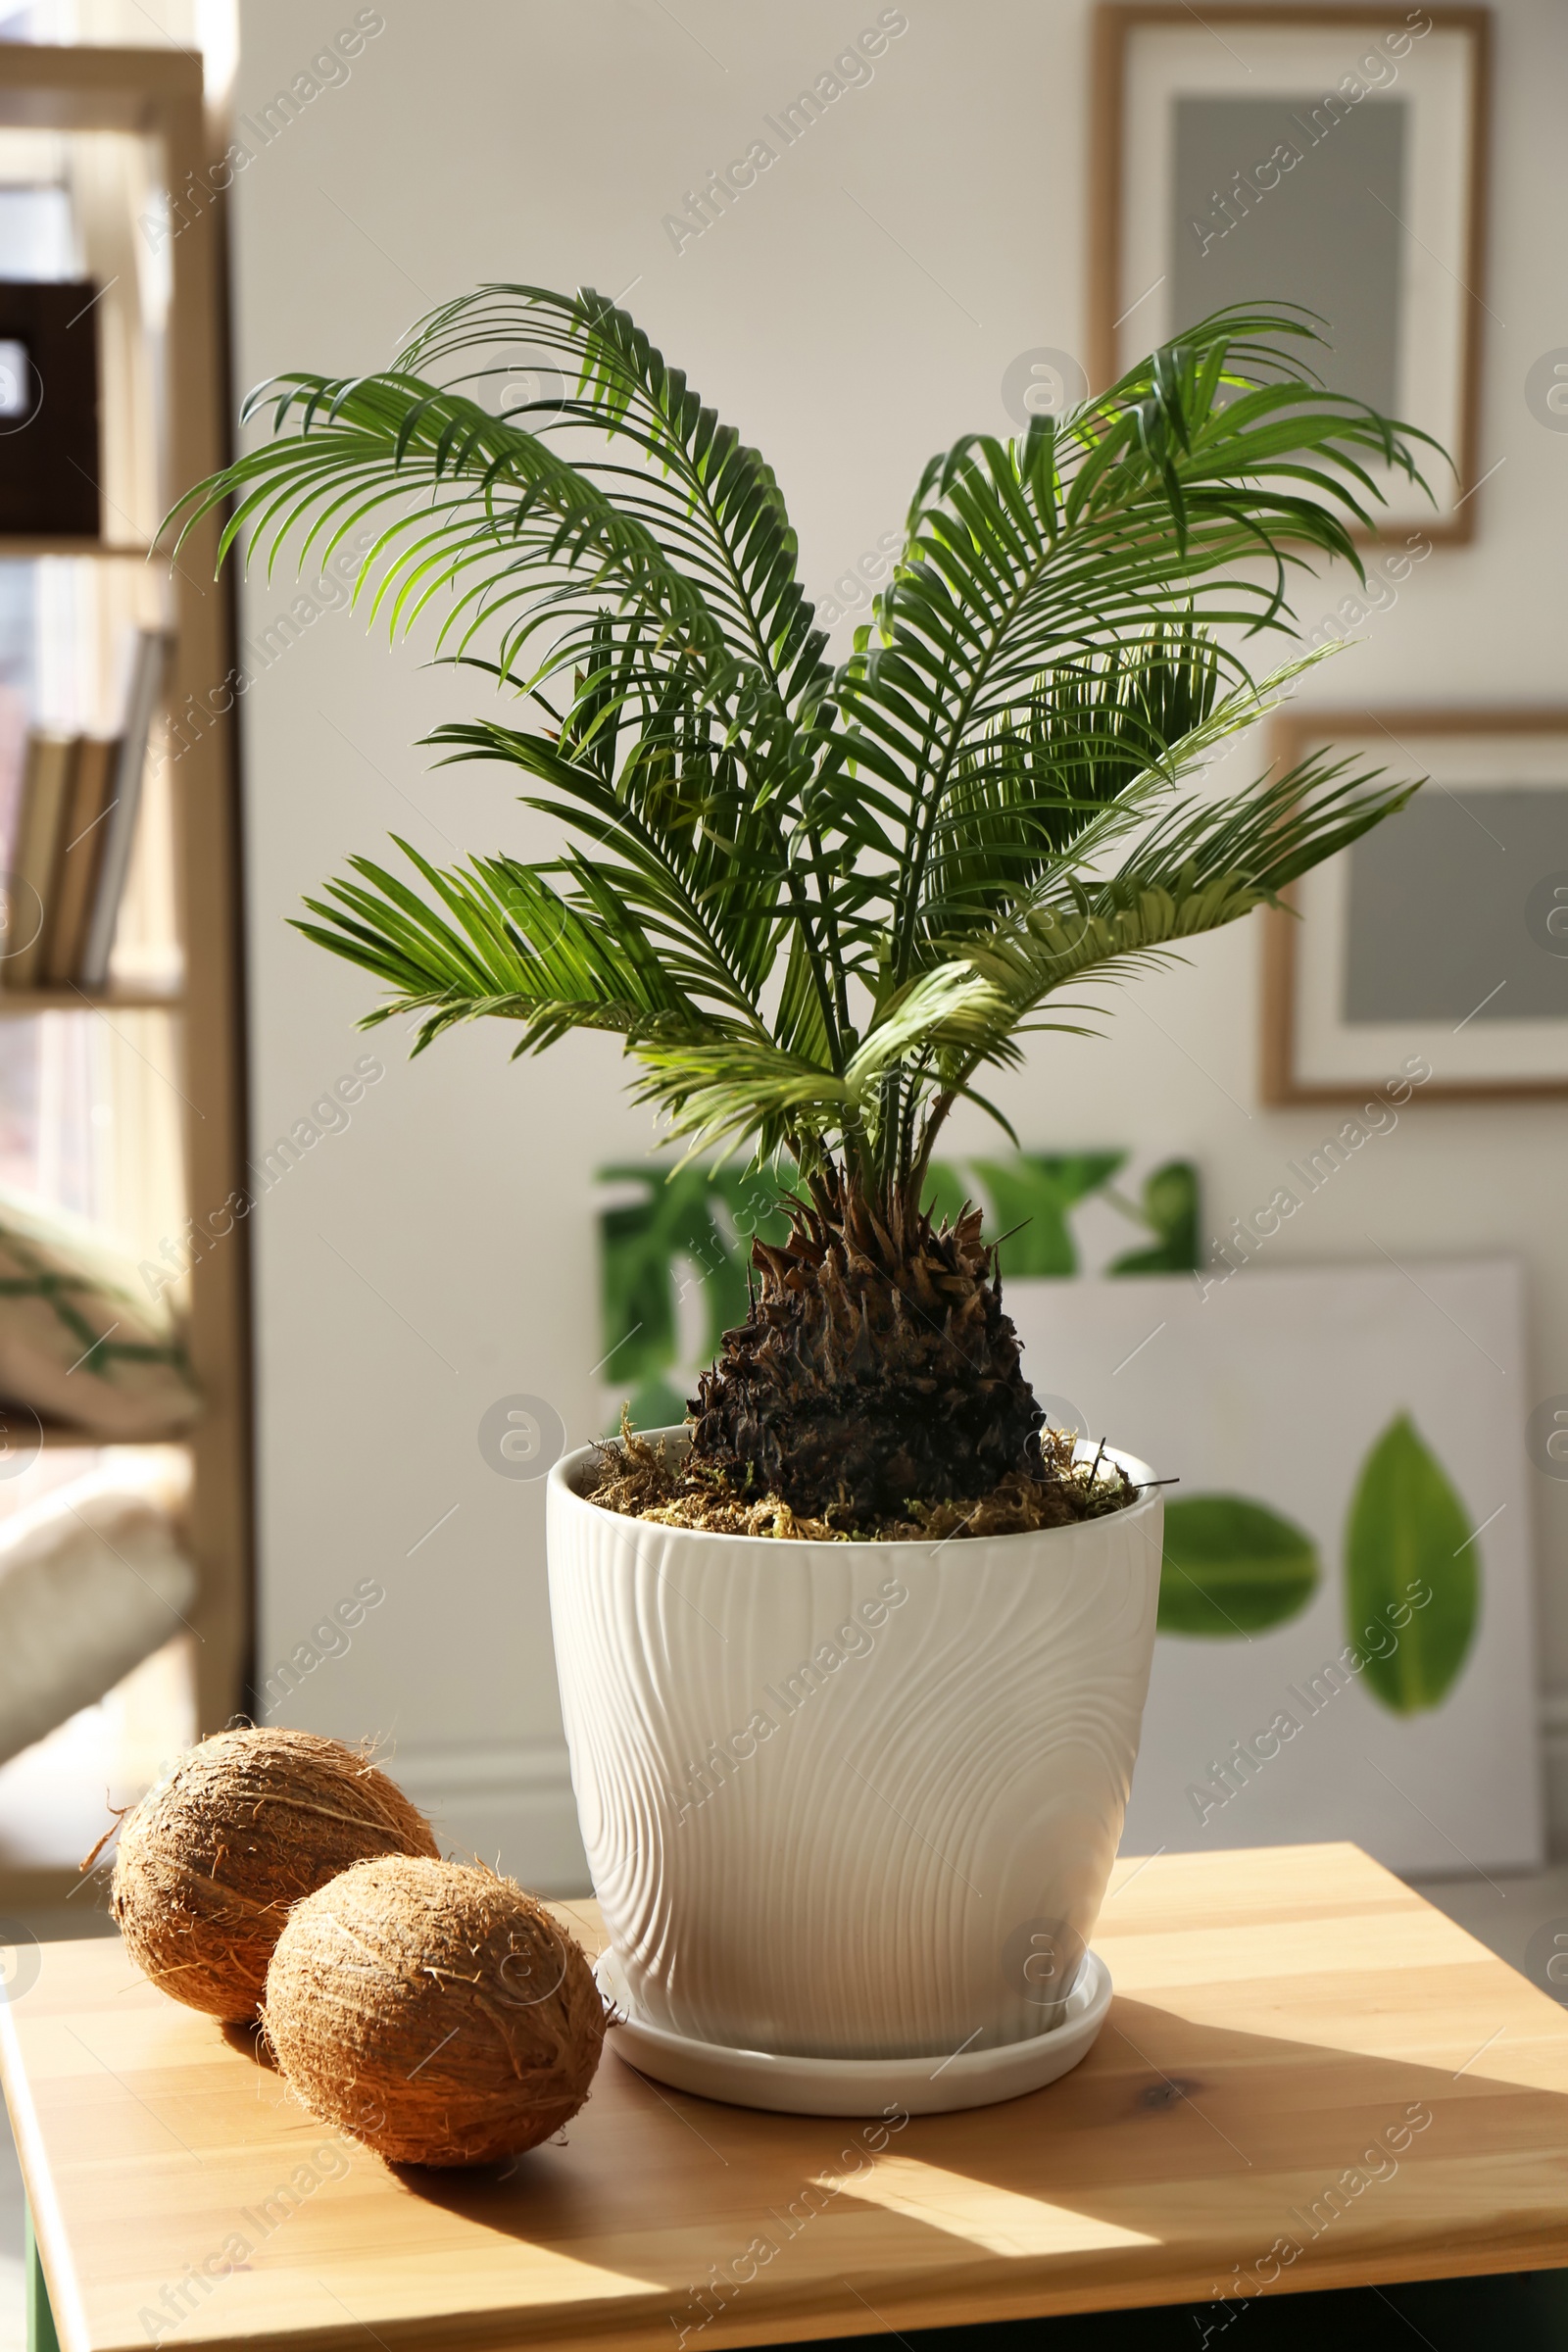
[{"x1": 688, "y1": 1165, "x2": 1044, "y2": 1521}]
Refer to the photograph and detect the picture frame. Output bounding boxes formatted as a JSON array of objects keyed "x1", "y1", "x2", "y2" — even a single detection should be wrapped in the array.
[
  {"x1": 1087, "y1": 5, "x2": 1492, "y2": 542},
  {"x1": 1261, "y1": 708, "x2": 1568, "y2": 1102},
  {"x1": 1005, "y1": 1260, "x2": 1542, "y2": 1874}
]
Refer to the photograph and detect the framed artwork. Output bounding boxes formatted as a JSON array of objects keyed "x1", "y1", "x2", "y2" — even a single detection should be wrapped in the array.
[
  {"x1": 1005, "y1": 1260, "x2": 1541, "y2": 1873},
  {"x1": 1088, "y1": 6, "x2": 1492, "y2": 540},
  {"x1": 1261, "y1": 708, "x2": 1568, "y2": 1102}
]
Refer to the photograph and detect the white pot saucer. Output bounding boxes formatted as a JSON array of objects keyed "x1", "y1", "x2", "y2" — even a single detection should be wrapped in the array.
[{"x1": 593, "y1": 1947, "x2": 1113, "y2": 2117}]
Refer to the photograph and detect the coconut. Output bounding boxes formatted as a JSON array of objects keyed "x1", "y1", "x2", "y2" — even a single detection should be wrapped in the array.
[
  {"x1": 263, "y1": 1854, "x2": 606, "y2": 2168},
  {"x1": 110, "y1": 1727, "x2": 439, "y2": 2023}
]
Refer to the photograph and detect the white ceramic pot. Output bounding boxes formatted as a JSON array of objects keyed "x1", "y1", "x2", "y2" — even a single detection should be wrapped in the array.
[{"x1": 547, "y1": 1433, "x2": 1162, "y2": 2063}]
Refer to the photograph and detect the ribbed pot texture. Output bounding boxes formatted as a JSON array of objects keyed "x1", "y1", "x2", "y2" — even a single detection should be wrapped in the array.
[{"x1": 547, "y1": 1434, "x2": 1162, "y2": 2061}]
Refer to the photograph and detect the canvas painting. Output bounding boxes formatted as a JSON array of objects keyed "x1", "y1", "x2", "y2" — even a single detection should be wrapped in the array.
[{"x1": 1005, "y1": 1259, "x2": 1542, "y2": 1874}]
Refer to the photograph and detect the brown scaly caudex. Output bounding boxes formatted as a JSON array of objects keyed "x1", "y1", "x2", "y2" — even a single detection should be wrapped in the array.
[{"x1": 690, "y1": 1171, "x2": 1044, "y2": 1522}]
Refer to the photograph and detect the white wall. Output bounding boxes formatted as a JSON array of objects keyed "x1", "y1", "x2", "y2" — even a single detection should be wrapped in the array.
[{"x1": 228, "y1": 0, "x2": 1568, "y2": 1884}]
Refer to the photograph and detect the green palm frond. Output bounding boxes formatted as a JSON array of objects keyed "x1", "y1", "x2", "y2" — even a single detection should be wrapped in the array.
[
  {"x1": 180, "y1": 291, "x2": 1437, "y2": 1205},
  {"x1": 918, "y1": 622, "x2": 1225, "y2": 939},
  {"x1": 172, "y1": 370, "x2": 718, "y2": 697},
  {"x1": 398, "y1": 285, "x2": 832, "y2": 713},
  {"x1": 297, "y1": 835, "x2": 731, "y2": 1057},
  {"x1": 425, "y1": 631, "x2": 789, "y2": 1017},
  {"x1": 931, "y1": 748, "x2": 1417, "y2": 1095},
  {"x1": 823, "y1": 308, "x2": 1435, "y2": 992}
]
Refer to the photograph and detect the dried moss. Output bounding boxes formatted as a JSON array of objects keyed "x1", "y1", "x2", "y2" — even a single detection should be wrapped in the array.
[{"x1": 583, "y1": 1418, "x2": 1140, "y2": 1544}]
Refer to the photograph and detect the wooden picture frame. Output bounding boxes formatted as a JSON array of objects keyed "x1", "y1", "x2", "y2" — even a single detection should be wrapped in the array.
[
  {"x1": 1261, "y1": 708, "x2": 1568, "y2": 1104},
  {"x1": 1088, "y1": 5, "x2": 1493, "y2": 543}
]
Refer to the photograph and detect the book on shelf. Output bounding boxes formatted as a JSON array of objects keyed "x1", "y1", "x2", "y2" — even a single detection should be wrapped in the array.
[
  {"x1": 43, "y1": 733, "x2": 119, "y2": 985},
  {"x1": 0, "y1": 627, "x2": 170, "y2": 999},
  {"x1": 0, "y1": 682, "x2": 26, "y2": 859},
  {"x1": 7, "y1": 730, "x2": 76, "y2": 989},
  {"x1": 78, "y1": 628, "x2": 168, "y2": 991}
]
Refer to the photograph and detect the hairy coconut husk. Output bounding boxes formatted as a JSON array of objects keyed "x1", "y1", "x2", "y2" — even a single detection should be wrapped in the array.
[
  {"x1": 587, "y1": 1419, "x2": 1137, "y2": 1542},
  {"x1": 263, "y1": 1855, "x2": 606, "y2": 2169},
  {"x1": 110, "y1": 1727, "x2": 439, "y2": 2023}
]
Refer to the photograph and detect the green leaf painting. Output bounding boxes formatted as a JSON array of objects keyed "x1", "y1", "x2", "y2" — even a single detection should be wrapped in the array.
[
  {"x1": 1346, "y1": 1412, "x2": 1479, "y2": 1713},
  {"x1": 599, "y1": 1163, "x2": 793, "y2": 1428},
  {"x1": 920, "y1": 1158, "x2": 975, "y2": 1239},
  {"x1": 963, "y1": 1152, "x2": 1198, "y2": 1276},
  {"x1": 1158, "y1": 1495, "x2": 1320, "y2": 1638},
  {"x1": 970, "y1": 1154, "x2": 1128, "y2": 1276},
  {"x1": 1106, "y1": 1160, "x2": 1200, "y2": 1274}
]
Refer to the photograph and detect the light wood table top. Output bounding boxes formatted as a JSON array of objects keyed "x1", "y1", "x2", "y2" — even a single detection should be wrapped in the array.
[{"x1": 5, "y1": 1843, "x2": 1568, "y2": 2351}]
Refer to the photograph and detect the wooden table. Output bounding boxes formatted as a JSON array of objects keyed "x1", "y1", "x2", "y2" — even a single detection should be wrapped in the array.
[{"x1": 6, "y1": 1843, "x2": 1568, "y2": 2352}]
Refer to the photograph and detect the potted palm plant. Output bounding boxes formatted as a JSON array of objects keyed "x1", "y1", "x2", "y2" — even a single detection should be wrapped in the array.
[{"x1": 179, "y1": 290, "x2": 1430, "y2": 2111}]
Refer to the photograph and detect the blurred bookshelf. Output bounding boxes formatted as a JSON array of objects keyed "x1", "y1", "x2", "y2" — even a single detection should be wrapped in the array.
[
  {"x1": 23, "y1": 1418, "x2": 197, "y2": 1448},
  {"x1": 0, "y1": 41, "x2": 250, "y2": 1907},
  {"x1": 0, "y1": 538, "x2": 153, "y2": 559},
  {"x1": 0, "y1": 983, "x2": 182, "y2": 1011}
]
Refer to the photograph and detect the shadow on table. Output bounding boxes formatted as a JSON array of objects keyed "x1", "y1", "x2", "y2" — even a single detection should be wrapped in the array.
[
  {"x1": 220, "y1": 2018, "x2": 278, "y2": 2069},
  {"x1": 398, "y1": 1991, "x2": 1568, "y2": 2343}
]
